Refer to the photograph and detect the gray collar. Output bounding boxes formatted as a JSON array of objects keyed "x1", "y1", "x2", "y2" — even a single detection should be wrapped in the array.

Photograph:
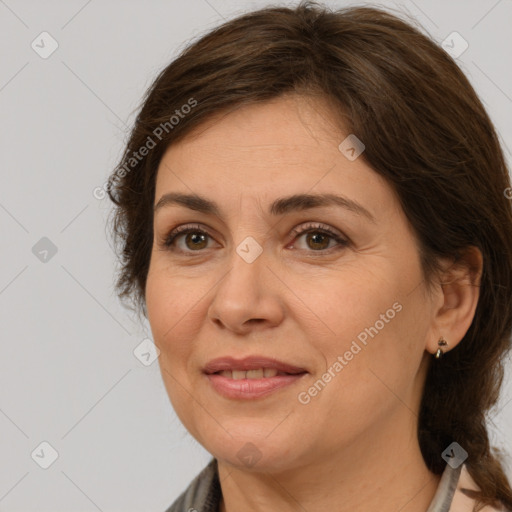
[
  {"x1": 426, "y1": 463, "x2": 462, "y2": 512},
  {"x1": 164, "y1": 458, "x2": 462, "y2": 512}
]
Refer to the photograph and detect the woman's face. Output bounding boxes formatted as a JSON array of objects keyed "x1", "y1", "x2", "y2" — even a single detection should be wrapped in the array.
[{"x1": 145, "y1": 94, "x2": 441, "y2": 472}]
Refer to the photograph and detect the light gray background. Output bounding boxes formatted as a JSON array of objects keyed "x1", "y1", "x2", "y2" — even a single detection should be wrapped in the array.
[{"x1": 1, "y1": 0, "x2": 511, "y2": 510}]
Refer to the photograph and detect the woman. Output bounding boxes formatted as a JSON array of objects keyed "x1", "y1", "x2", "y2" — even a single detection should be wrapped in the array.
[{"x1": 106, "y1": 2, "x2": 512, "y2": 511}]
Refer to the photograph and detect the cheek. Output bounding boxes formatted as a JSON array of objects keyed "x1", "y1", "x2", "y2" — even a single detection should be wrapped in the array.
[
  {"x1": 145, "y1": 270, "x2": 206, "y2": 431},
  {"x1": 304, "y1": 266, "x2": 400, "y2": 344},
  {"x1": 305, "y1": 261, "x2": 426, "y2": 396},
  {"x1": 297, "y1": 305, "x2": 425, "y2": 449},
  {"x1": 145, "y1": 268, "x2": 197, "y2": 362}
]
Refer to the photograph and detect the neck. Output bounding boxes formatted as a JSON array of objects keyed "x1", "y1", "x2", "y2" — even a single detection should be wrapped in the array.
[{"x1": 217, "y1": 410, "x2": 441, "y2": 512}]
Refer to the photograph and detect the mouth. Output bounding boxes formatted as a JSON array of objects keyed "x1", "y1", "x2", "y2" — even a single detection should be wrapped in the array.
[
  {"x1": 203, "y1": 355, "x2": 308, "y2": 376},
  {"x1": 203, "y1": 356, "x2": 308, "y2": 399},
  {"x1": 213, "y1": 368, "x2": 305, "y2": 379}
]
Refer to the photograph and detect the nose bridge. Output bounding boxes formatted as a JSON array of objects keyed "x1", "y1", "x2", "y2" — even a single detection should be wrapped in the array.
[
  {"x1": 223, "y1": 194, "x2": 270, "y2": 276},
  {"x1": 222, "y1": 235, "x2": 267, "y2": 297},
  {"x1": 207, "y1": 232, "x2": 284, "y2": 331}
]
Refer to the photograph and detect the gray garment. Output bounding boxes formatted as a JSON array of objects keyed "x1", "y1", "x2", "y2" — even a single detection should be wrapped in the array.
[
  {"x1": 164, "y1": 458, "x2": 462, "y2": 512},
  {"x1": 165, "y1": 458, "x2": 221, "y2": 512}
]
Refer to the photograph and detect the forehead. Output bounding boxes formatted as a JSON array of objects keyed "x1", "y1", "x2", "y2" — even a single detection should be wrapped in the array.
[
  {"x1": 159, "y1": 96, "x2": 351, "y2": 177},
  {"x1": 180, "y1": 94, "x2": 342, "y2": 147},
  {"x1": 153, "y1": 94, "x2": 394, "y2": 218}
]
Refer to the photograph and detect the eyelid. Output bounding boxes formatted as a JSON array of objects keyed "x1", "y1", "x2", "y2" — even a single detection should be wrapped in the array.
[{"x1": 289, "y1": 221, "x2": 344, "y2": 240}]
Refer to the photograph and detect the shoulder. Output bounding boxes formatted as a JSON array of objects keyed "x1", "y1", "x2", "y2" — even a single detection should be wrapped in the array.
[{"x1": 449, "y1": 465, "x2": 507, "y2": 512}]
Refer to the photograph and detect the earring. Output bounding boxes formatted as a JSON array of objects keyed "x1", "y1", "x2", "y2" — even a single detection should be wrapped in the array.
[{"x1": 435, "y1": 336, "x2": 448, "y2": 359}]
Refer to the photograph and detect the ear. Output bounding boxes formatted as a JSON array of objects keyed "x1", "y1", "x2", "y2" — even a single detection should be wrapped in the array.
[{"x1": 426, "y1": 246, "x2": 483, "y2": 356}]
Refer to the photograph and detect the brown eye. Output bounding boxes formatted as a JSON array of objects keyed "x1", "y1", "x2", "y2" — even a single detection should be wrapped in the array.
[
  {"x1": 182, "y1": 232, "x2": 208, "y2": 250},
  {"x1": 163, "y1": 225, "x2": 213, "y2": 252},
  {"x1": 290, "y1": 223, "x2": 349, "y2": 252},
  {"x1": 162, "y1": 222, "x2": 349, "y2": 255},
  {"x1": 304, "y1": 232, "x2": 331, "y2": 250}
]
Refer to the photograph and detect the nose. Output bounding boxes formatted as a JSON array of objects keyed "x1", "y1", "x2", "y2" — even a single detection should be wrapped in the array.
[{"x1": 207, "y1": 245, "x2": 285, "y2": 334}]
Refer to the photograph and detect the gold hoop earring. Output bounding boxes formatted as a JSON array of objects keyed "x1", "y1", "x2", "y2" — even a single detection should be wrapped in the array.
[{"x1": 435, "y1": 336, "x2": 448, "y2": 359}]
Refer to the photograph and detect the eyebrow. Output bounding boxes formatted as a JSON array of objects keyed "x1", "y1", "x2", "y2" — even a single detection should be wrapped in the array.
[{"x1": 154, "y1": 192, "x2": 376, "y2": 223}]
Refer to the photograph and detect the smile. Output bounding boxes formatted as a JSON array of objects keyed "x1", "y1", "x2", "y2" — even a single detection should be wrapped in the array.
[{"x1": 216, "y1": 368, "x2": 292, "y2": 379}]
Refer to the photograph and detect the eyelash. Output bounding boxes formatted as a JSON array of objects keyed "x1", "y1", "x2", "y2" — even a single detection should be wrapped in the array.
[{"x1": 161, "y1": 222, "x2": 349, "y2": 254}]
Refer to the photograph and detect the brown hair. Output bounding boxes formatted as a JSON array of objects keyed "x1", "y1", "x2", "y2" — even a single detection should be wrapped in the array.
[{"x1": 107, "y1": 2, "x2": 512, "y2": 509}]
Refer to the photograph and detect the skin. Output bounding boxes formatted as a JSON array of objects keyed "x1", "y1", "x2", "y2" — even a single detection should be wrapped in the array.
[{"x1": 145, "y1": 94, "x2": 482, "y2": 512}]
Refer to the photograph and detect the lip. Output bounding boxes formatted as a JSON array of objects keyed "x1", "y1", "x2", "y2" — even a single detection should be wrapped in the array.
[
  {"x1": 203, "y1": 355, "x2": 307, "y2": 375},
  {"x1": 203, "y1": 355, "x2": 308, "y2": 400},
  {"x1": 206, "y1": 373, "x2": 307, "y2": 399}
]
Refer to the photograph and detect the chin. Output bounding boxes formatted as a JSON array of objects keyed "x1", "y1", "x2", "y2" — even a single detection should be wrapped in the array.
[{"x1": 204, "y1": 433, "x2": 300, "y2": 473}]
